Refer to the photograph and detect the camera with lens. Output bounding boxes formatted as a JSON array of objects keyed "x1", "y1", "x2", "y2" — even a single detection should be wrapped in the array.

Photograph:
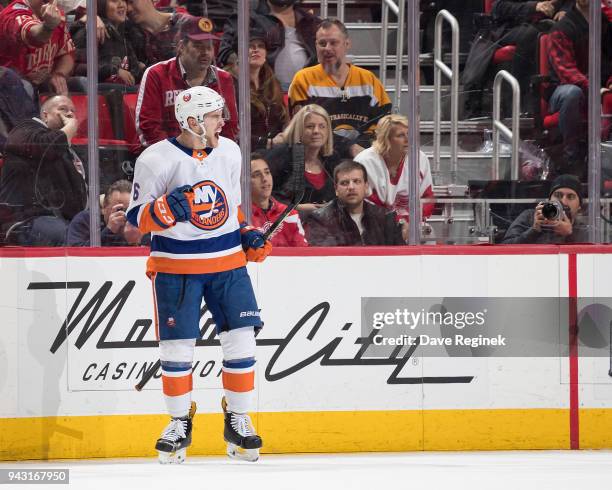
[{"x1": 541, "y1": 200, "x2": 570, "y2": 221}]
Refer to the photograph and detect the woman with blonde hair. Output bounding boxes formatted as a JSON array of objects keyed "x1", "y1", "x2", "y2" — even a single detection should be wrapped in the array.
[
  {"x1": 354, "y1": 114, "x2": 434, "y2": 222},
  {"x1": 265, "y1": 104, "x2": 340, "y2": 216}
]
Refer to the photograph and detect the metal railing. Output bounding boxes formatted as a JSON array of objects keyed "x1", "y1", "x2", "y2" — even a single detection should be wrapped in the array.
[
  {"x1": 492, "y1": 70, "x2": 520, "y2": 180},
  {"x1": 320, "y1": 0, "x2": 344, "y2": 22},
  {"x1": 379, "y1": 0, "x2": 405, "y2": 111},
  {"x1": 433, "y1": 9, "x2": 459, "y2": 179}
]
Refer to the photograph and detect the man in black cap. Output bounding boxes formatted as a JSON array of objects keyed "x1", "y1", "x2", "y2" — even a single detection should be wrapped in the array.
[{"x1": 502, "y1": 174, "x2": 587, "y2": 244}]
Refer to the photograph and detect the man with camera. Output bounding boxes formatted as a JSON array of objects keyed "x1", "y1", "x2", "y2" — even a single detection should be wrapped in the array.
[
  {"x1": 502, "y1": 174, "x2": 587, "y2": 244},
  {"x1": 67, "y1": 179, "x2": 147, "y2": 246}
]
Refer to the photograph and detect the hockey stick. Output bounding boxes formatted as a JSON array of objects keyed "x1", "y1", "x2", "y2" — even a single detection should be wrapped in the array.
[
  {"x1": 135, "y1": 359, "x2": 160, "y2": 391},
  {"x1": 135, "y1": 145, "x2": 305, "y2": 392},
  {"x1": 263, "y1": 143, "x2": 305, "y2": 240}
]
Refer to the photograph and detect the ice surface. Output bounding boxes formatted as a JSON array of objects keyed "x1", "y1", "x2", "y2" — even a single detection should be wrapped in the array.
[{"x1": 1, "y1": 451, "x2": 611, "y2": 490}]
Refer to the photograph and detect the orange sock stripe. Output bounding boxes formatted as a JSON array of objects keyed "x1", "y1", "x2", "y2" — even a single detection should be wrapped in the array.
[
  {"x1": 222, "y1": 370, "x2": 255, "y2": 393},
  {"x1": 162, "y1": 374, "x2": 192, "y2": 396}
]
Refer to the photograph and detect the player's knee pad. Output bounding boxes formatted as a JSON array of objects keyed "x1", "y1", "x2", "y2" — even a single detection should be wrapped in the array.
[
  {"x1": 220, "y1": 328, "x2": 256, "y2": 413},
  {"x1": 159, "y1": 339, "x2": 196, "y2": 404},
  {"x1": 159, "y1": 338, "x2": 196, "y2": 363},
  {"x1": 159, "y1": 339, "x2": 195, "y2": 417},
  {"x1": 219, "y1": 327, "x2": 256, "y2": 364}
]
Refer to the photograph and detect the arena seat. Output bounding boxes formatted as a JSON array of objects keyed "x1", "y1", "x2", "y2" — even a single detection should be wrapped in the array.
[
  {"x1": 532, "y1": 33, "x2": 560, "y2": 134},
  {"x1": 122, "y1": 92, "x2": 139, "y2": 147},
  {"x1": 70, "y1": 94, "x2": 127, "y2": 145},
  {"x1": 484, "y1": 0, "x2": 517, "y2": 65}
]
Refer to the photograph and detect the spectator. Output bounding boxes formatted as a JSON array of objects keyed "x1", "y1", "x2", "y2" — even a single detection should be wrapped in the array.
[
  {"x1": 501, "y1": 174, "x2": 587, "y2": 243},
  {"x1": 463, "y1": 0, "x2": 573, "y2": 116},
  {"x1": 305, "y1": 160, "x2": 404, "y2": 246},
  {"x1": 288, "y1": 18, "x2": 392, "y2": 157},
  {"x1": 67, "y1": 179, "x2": 148, "y2": 246},
  {"x1": 250, "y1": 153, "x2": 307, "y2": 247},
  {"x1": 135, "y1": 15, "x2": 238, "y2": 152},
  {"x1": 494, "y1": 0, "x2": 573, "y2": 111},
  {"x1": 125, "y1": 0, "x2": 188, "y2": 66},
  {"x1": 0, "y1": 0, "x2": 76, "y2": 96},
  {"x1": 547, "y1": 0, "x2": 612, "y2": 176},
  {"x1": 265, "y1": 104, "x2": 340, "y2": 217},
  {"x1": 219, "y1": 0, "x2": 320, "y2": 91},
  {"x1": 0, "y1": 95, "x2": 87, "y2": 246},
  {"x1": 72, "y1": 0, "x2": 144, "y2": 86},
  {"x1": 246, "y1": 28, "x2": 288, "y2": 150},
  {"x1": 354, "y1": 114, "x2": 435, "y2": 230}
]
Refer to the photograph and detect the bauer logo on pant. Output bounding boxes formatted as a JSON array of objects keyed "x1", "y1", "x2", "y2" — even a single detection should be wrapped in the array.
[{"x1": 190, "y1": 180, "x2": 229, "y2": 230}]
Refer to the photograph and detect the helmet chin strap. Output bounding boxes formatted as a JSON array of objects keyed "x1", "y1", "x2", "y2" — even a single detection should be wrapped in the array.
[{"x1": 185, "y1": 123, "x2": 208, "y2": 147}]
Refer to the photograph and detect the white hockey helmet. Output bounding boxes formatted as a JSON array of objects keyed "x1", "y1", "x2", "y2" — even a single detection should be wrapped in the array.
[{"x1": 174, "y1": 86, "x2": 225, "y2": 130}]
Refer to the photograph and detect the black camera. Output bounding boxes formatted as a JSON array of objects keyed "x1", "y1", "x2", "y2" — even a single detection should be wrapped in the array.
[{"x1": 541, "y1": 201, "x2": 570, "y2": 221}]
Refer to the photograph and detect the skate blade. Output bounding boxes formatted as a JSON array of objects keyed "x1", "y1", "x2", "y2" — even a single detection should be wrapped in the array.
[
  {"x1": 226, "y1": 443, "x2": 259, "y2": 462},
  {"x1": 158, "y1": 448, "x2": 186, "y2": 464}
]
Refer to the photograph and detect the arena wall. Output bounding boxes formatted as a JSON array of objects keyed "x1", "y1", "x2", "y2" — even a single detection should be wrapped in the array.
[{"x1": 1, "y1": 245, "x2": 612, "y2": 460}]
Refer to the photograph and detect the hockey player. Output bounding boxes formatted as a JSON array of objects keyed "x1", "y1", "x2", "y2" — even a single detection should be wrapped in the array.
[{"x1": 127, "y1": 86, "x2": 271, "y2": 464}]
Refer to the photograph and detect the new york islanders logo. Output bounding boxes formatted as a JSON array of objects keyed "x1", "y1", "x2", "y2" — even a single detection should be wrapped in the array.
[{"x1": 190, "y1": 180, "x2": 229, "y2": 230}]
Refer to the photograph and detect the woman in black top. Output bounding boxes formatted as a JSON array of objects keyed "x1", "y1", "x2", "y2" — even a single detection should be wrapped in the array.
[
  {"x1": 248, "y1": 29, "x2": 289, "y2": 150},
  {"x1": 72, "y1": 0, "x2": 144, "y2": 86},
  {"x1": 265, "y1": 104, "x2": 340, "y2": 218}
]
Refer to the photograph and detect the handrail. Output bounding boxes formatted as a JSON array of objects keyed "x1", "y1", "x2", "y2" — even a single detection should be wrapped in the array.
[
  {"x1": 433, "y1": 9, "x2": 459, "y2": 179},
  {"x1": 338, "y1": 0, "x2": 345, "y2": 22},
  {"x1": 383, "y1": 0, "x2": 399, "y2": 16},
  {"x1": 321, "y1": 0, "x2": 328, "y2": 19},
  {"x1": 379, "y1": 1, "x2": 389, "y2": 87},
  {"x1": 393, "y1": 0, "x2": 406, "y2": 111},
  {"x1": 492, "y1": 70, "x2": 520, "y2": 180},
  {"x1": 379, "y1": 0, "x2": 404, "y2": 109},
  {"x1": 320, "y1": 0, "x2": 344, "y2": 21}
]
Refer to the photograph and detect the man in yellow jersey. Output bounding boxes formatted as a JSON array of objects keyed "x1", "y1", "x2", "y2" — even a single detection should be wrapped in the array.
[{"x1": 288, "y1": 17, "x2": 392, "y2": 157}]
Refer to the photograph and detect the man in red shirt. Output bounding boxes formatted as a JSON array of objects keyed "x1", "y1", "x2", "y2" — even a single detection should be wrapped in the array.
[
  {"x1": 134, "y1": 15, "x2": 238, "y2": 153},
  {"x1": 0, "y1": 0, "x2": 75, "y2": 95},
  {"x1": 250, "y1": 152, "x2": 308, "y2": 247}
]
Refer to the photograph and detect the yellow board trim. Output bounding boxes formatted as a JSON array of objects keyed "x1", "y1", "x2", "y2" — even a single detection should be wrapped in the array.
[{"x1": 1, "y1": 408, "x2": 610, "y2": 461}]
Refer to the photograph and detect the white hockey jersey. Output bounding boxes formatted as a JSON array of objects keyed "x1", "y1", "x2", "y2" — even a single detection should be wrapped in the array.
[{"x1": 127, "y1": 136, "x2": 247, "y2": 275}]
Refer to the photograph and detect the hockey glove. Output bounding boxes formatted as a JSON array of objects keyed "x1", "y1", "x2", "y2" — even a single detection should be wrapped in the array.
[
  {"x1": 240, "y1": 226, "x2": 272, "y2": 262},
  {"x1": 166, "y1": 185, "x2": 193, "y2": 222},
  {"x1": 240, "y1": 226, "x2": 266, "y2": 249},
  {"x1": 245, "y1": 240, "x2": 272, "y2": 262}
]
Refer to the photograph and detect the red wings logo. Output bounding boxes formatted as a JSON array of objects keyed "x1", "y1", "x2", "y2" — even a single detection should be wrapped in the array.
[
  {"x1": 182, "y1": 93, "x2": 191, "y2": 102},
  {"x1": 189, "y1": 180, "x2": 229, "y2": 230}
]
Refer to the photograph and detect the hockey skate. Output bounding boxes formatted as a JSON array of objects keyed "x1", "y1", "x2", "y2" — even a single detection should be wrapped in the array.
[
  {"x1": 155, "y1": 401, "x2": 196, "y2": 464},
  {"x1": 221, "y1": 397, "x2": 262, "y2": 462}
]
